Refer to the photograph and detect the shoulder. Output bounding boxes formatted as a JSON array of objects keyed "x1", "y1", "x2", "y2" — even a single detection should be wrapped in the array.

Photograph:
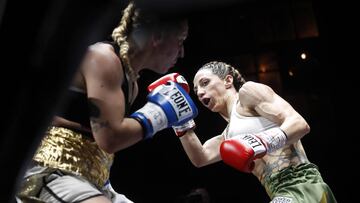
[
  {"x1": 240, "y1": 81, "x2": 271, "y2": 91},
  {"x1": 84, "y1": 42, "x2": 121, "y2": 72},
  {"x1": 240, "y1": 81, "x2": 274, "y2": 96},
  {"x1": 82, "y1": 42, "x2": 124, "y2": 83},
  {"x1": 238, "y1": 81, "x2": 274, "y2": 106},
  {"x1": 87, "y1": 42, "x2": 118, "y2": 62}
]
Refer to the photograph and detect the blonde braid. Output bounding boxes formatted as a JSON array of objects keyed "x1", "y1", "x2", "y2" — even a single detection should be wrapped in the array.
[{"x1": 111, "y1": 2, "x2": 139, "y2": 82}]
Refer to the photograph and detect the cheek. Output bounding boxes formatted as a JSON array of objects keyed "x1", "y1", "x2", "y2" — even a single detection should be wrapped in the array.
[
  {"x1": 168, "y1": 45, "x2": 180, "y2": 57},
  {"x1": 211, "y1": 86, "x2": 226, "y2": 102},
  {"x1": 210, "y1": 84, "x2": 223, "y2": 96},
  {"x1": 163, "y1": 38, "x2": 180, "y2": 57},
  {"x1": 159, "y1": 44, "x2": 178, "y2": 60}
]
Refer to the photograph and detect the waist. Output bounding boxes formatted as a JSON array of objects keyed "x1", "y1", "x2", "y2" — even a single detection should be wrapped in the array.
[
  {"x1": 33, "y1": 126, "x2": 114, "y2": 188},
  {"x1": 263, "y1": 163, "x2": 323, "y2": 198},
  {"x1": 52, "y1": 116, "x2": 93, "y2": 138}
]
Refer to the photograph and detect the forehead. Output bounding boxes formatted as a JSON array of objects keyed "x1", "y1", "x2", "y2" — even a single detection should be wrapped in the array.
[{"x1": 193, "y1": 69, "x2": 215, "y2": 84}]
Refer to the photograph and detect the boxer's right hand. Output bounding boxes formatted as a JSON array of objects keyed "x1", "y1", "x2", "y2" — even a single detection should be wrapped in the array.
[
  {"x1": 220, "y1": 127, "x2": 287, "y2": 173},
  {"x1": 219, "y1": 134, "x2": 267, "y2": 173},
  {"x1": 131, "y1": 81, "x2": 198, "y2": 140}
]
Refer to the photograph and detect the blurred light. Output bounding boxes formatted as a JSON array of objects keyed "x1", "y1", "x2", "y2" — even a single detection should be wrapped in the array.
[
  {"x1": 288, "y1": 68, "x2": 294, "y2": 76},
  {"x1": 300, "y1": 52, "x2": 307, "y2": 60},
  {"x1": 259, "y1": 64, "x2": 267, "y2": 73}
]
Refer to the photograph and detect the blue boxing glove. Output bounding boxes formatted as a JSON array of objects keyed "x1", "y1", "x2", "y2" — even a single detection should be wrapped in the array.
[{"x1": 131, "y1": 81, "x2": 198, "y2": 139}]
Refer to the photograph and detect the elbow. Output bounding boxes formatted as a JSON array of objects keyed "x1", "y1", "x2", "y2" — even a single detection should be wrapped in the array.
[
  {"x1": 190, "y1": 157, "x2": 209, "y2": 168},
  {"x1": 188, "y1": 157, "x2": 205, "y2": 168},
  {"x1": 304, "y1": 123, "x2": 311, "y2": 135},
  {"x1": 94, "y1": 134, "x2": 118, "y2": 154},
  {"x1": 298, "y1": 118, "x2": 311, "y2": 137},
  {"x1": 192, "y1": 161, "x2": 206, "y2": 168},
  {"x1": 192, "y1": 162, "x2": 201, "y2": 168},
  {"x1": 103, "y1": 146, "x2": 117, "y2": 155},
  {"x1": 285, "y1": 116, "x2": 311, "y2": 141},
  {"x1": 97, "y1": 140, "x2": 117, "y2": 154}
]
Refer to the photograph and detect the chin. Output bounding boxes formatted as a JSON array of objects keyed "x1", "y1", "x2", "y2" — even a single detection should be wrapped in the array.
[
  {"x1": 160, "y1": 68, "x2": 169, "y2": 74},
  {"x1": 207, "y1": 104, "x2": 216, "y2": 112},
  {"x1": 163, "y1": 66, "x2": 172, "y2": 73},
  {"x1": 210, "y1": 104, "x2": 221, "y2": 113},
  {"x1": 153, "y1": 68, "x2": 168, "y2": 74}
]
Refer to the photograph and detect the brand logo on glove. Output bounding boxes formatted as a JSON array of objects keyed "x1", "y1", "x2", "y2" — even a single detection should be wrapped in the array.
[
  {"x1": 242, "y1": 134, "x2": 263, "y2": 149},
  {"x1": 159, "y1": 83, "x2": 192, "y2": 121}
]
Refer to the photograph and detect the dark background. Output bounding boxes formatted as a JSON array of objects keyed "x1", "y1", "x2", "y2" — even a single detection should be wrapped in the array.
[{"x1": 0, "y1": 0, "x2": 354, "y2": 202}]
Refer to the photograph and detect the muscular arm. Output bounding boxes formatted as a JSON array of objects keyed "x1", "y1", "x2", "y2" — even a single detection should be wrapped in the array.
[
  {"x1": 82, "y1": 43, "x2": 143, "y2": 153},
  {"x1": 179, "y1": 130, "x2": 224, "y2": 167},
  {"x1": 239, "y1": 81, "x2": 310, "y2": 144}
]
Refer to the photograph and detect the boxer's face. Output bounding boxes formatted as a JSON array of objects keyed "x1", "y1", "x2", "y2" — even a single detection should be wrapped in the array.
[
  {"x1": 151, "y1": 21, "x2": 188, "y2": 74},
  {"x1": 193, "y1": 69, "x2": 228, "y2": 112}
]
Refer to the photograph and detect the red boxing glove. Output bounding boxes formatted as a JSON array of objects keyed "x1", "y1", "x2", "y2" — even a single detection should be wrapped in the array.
[
  {"x1": 220, "y1": 134, "x2": 267, "y2": 173},
  {"x1": 148, "y1": 73, "x2": 190, "y2": 93},
  {"x1": 220, "y1": 128, "x2": 287, "y2": 173}
]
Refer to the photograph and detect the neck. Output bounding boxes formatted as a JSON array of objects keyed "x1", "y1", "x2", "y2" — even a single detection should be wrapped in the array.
[
  {"x1": 128, "y1": 49, "x2": 151, "y2": 78},
  {"x1": 219, "y1": 90, "x2": 238, "y2": 121},
  {"x1": 127, "y1": 36, "x2": 152, "y2": 77}
]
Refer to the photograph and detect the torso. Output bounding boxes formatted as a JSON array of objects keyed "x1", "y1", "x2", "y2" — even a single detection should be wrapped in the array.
[
  {"x1": 53, "y1": 42, "x2": 138, "y2": 134},
  {"x1": 225, "y1": 100, "x2": 309, "y2": 184},
  {"x1": 53, "y1": 87, "x2": 92, "y2": 133}
]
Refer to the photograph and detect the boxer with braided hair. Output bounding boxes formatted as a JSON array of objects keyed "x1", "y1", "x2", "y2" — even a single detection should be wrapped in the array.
[
  {"x1": 178, "y1": 61, "x2": 337, "y2": 202},
  {"x1": 16, "y1": 1, "x2": 191, "y2": 202}
]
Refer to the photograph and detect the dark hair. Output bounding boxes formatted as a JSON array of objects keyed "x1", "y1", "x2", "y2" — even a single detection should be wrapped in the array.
[
  {"x1": 111, "y1": 1, "x2": 187, "y2": 81},
  {"x1": 199, "y1": 61, "x2": 246, "y2": 91}
]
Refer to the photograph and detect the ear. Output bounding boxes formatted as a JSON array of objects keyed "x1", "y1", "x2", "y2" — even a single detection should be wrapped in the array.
[{"x1": 224, "y1": 75, "x2": 233, "y2": 89}]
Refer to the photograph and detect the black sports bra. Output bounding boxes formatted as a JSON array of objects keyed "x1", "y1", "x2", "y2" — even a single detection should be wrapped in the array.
[{"x1": 57, "y1": 41, "x2": 132, "y2": 132}]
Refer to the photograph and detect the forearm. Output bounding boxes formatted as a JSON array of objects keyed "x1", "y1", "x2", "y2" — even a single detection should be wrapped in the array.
[
  {"x1": 180, "y1": 131, "x2": 221, "y2": 167},
  {"x1": 93, "y1": 118, "x2": 144, "y2": 153},
  {"x1": 179, "y1": 131, "x2": 206, "y2": 167},
  {"x1": 281, "y1": 115, "x2": 310, "y2": 145}
]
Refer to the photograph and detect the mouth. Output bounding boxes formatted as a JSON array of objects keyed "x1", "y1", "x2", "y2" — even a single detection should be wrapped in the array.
[{"x1": 202, "y1": 98, "x2": 210, "y2": 107}]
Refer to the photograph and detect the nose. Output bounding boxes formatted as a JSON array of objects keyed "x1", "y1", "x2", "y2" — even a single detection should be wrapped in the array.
[
  {"x1": 196, "y1": 88, "x2": 205, "y2": 98},
  {"x1": 178, "y1": 45, "x2": 184, "y2": 58}
]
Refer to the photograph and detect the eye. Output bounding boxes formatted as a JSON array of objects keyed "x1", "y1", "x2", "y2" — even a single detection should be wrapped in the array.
[{"x1": 201, "y1": 79, "x2": 209, "y2": 87}]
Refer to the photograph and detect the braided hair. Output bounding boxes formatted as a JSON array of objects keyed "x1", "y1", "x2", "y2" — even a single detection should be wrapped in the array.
[
  {"x1": 111, "y1": 1, "x2": 187, "y2": 82},
  {"x1": 199, "y1": 61, "x2": 246, "y2": 91}
]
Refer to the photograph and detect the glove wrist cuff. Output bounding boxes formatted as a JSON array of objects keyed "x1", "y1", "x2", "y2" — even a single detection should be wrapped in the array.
[
  {"x1": 172, "y1": 119, "x2": 196, "y2": 137},
  {"x1": 258, "y1": 127, "x2": 287, "y2": 152},
  {"x1": 131, "y1": 115, "x2": 154, "y2": 140}
]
